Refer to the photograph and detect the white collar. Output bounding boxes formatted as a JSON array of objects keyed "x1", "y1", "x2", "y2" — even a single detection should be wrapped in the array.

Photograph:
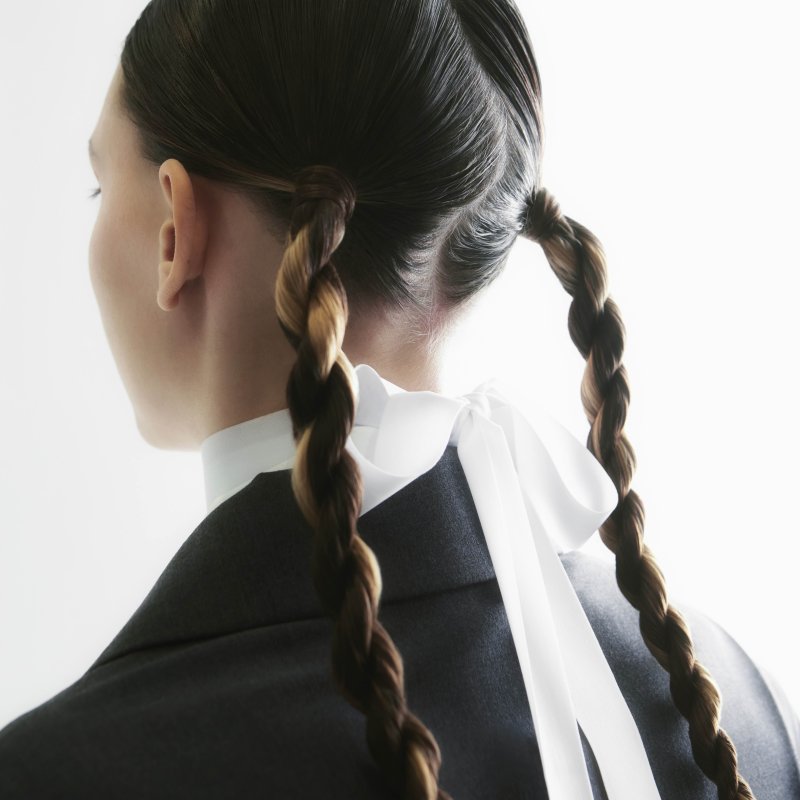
[
  {"x1": 200, "y1": 363, "x2": 660, "y2": 800},
  {"x1": 200, "y1": 405, "x2": 295, "y2": 513},
  {"x1": 200, "y1": 402, "x2": 380, "y2": 515}
]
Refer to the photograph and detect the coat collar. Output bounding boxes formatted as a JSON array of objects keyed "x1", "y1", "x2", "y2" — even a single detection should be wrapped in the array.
[{"x1": 88, "y1": 446, "x2": 493, "y2": 672}]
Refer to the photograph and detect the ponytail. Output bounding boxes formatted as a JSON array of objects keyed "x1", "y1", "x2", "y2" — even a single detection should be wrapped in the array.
[
  {"x1": 274, "y1": 164, "x2": 452, "y2": 800},
  {"x1": 524, "y1": 186, "x2": 756, "y2": 800}
]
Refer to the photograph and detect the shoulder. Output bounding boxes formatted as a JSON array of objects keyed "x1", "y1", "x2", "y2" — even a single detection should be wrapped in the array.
[
  {"x1": 559, "y1": 549, "x2": 800, "y2": 797},
  {"x1": 0, "y1": 679, "x2": 88, "y2": 797},
  {"x1": 0, "y1": 628, "x2": 387, "y2": 799},
  {"x1": 758, "y1": 662, "x2": 800, "y2": 760}
]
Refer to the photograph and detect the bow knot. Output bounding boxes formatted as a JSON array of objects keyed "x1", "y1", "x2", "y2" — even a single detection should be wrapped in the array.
[
  {"x1": 449, "y1": 386, "x2": 495, "y2": 446},
  {"x1": 345, "y1": 363, "x2": 661, "y2": 800}
]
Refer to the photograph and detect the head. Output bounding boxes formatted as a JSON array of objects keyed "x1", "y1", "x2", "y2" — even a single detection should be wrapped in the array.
[
  {"x1": 90, "y1": 0, "x2": 752, "y2": 796},
  {"x1": 87, "y1": 61, "x2": 457, "y2": 451}
]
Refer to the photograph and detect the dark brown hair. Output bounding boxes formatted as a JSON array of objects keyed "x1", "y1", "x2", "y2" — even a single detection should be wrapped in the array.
[{"x1": 118, "y1": 1, "x2": 755, "y2": 797}]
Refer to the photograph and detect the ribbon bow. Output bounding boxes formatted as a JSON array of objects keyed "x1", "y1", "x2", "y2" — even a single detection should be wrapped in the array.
[{"x1": 345, "y1": 363, "x2": 661, "y2": 800}]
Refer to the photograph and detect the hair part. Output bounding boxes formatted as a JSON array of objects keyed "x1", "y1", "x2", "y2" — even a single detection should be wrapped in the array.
[{"x1": 120, "y1": 0, "x2": 755, "y2": 796}]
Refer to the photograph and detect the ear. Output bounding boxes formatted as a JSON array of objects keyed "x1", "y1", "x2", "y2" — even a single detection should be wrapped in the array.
[{"x1": 156, "y1": 158, "x2": 208, "y2": 311}]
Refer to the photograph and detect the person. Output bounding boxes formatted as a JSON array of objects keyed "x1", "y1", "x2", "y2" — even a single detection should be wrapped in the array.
[{"x1": 0, "y1": 1, "x2": 798, "y2": 798}]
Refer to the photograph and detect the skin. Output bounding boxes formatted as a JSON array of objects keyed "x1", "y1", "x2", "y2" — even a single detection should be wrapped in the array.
[{"x1": 88, "y1": 63, "x2": 448, "y2": 451}]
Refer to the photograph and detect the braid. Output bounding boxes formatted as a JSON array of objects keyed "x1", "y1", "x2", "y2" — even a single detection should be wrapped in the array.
[
  {"x1": 524, "y1": 187, "x2": 756, "y2": 800},
  {"x1": 274, "y1": 164, "x2": 452, "y2": 800}
]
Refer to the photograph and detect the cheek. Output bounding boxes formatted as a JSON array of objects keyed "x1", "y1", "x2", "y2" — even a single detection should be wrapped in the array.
[
  {"x1": 89, "y1": 204, "x2": 131, "y2": 369},
  {"x1": 87, "y1": 199, "x2": 156, "y2": 393},
  {"x1": 88, "y1": 202, "x2": 150, "y2": 318},
  {"x1": 86, "y1": 192, "x2": 186, "y2": 445},
  {"x1": 88, "y1": 205, "x2": 126, "y2": 311},
  {"x1": 88, "y1": 210, "x2": 109, "y2": 303}
]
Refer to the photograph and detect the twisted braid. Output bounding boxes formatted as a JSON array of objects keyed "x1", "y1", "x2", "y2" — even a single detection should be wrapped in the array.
[
  {"x1": 524, "y1": 187, "x2": 756, "y2": 800},
  {"x1": 274, "y1": 164, "x2": 452, "y2": 800}
]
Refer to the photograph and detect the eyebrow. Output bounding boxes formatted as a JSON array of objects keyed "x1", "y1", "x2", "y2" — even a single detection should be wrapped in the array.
[{"x1": 88, "y1": 137, "x2": 98, "y2": 163}]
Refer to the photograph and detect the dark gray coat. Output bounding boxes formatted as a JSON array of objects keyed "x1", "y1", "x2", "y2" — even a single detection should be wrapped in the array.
[{"x1": 1, "y1": 446, "x2": 798, "y2": 798}]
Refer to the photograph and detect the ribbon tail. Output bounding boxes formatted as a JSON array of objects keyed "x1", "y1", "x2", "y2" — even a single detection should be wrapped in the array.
[
  {"x1": 456, "y1": 413, "x2": 595, "y2": 800},
  {"x1": 495, "y1": 403, "x2": 663, "y2": 799},
  {"x1": 521, "y1": 490, "x2": 663, "y2": 798}
]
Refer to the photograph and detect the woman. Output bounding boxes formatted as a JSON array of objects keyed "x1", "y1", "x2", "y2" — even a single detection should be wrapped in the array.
[{"x1": 0, "y1": 1, "x2": 797, "y2": 798}]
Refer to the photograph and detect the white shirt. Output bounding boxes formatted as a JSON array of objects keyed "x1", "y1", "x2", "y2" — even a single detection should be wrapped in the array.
[{"x1": 200, "y1": 362, "x2": 663, "y2": 800}]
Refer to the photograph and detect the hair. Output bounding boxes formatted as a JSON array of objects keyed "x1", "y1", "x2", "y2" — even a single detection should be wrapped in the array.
[{"x1": 118, "y1": 1, "x2": 755, "y2": 798}]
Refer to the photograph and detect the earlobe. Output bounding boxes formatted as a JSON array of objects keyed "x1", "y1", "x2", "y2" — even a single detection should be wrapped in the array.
[{"x1": 156, "y1": 159, "x2": 206, "y2": 312}]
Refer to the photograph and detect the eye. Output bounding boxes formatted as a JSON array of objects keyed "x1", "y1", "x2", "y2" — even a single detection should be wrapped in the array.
[{"x1": 88, "y1": 186, "x2": 101, "y2": 200}]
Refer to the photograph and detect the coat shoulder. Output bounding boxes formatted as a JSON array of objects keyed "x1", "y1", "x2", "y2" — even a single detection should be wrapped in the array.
[
  {"x1": 0, "y1": 676, "x2": 93, "y2": 797},
  {"x1": 559, "y1": 549, "x2": 800, "y2": 798}
]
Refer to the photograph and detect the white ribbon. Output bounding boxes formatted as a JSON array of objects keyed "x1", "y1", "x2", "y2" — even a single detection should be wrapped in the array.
[{"x1": 346, "y1": 363, "x2": 662, "y2": 800}]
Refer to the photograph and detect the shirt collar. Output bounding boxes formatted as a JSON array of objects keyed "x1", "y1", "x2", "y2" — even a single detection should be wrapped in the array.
[
  {"x1": 200, "y1": 406, "x2": 295, "y2": 514},
  {"x1": 200, "y1": 376, "x2": 381, "y2": 515}
]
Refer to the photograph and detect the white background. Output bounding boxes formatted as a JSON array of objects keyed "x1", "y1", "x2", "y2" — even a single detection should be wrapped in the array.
[{"x1": 1, "y1": 0, "x2": 798, "y2": 744}]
